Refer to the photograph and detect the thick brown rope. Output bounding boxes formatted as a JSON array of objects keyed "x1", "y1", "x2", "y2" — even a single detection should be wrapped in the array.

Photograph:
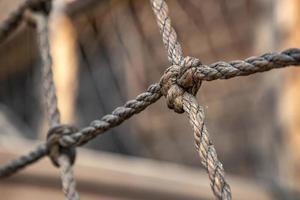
[
  {"x1": 0, "y1": 0, "x2": 51, "y2": 43},
  {"x1": 58, "y1": 154, "x2": 80, "y2": 200},
  {"x1": 1, "y1": 1, "x2": 300, "y2": 199},
  {"x1": 36, "y1": 11, "x2": 60, "y2": 127},
  {"x1": 150, "y1": 0, "x2": 183, "y2": 65}
]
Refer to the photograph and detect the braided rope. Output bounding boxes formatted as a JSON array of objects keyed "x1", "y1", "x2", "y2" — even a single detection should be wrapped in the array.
[
  {"x1": 36, "y1": 12, "x2": 60, "y2": 127},
  {"x1": 183, "y1": 93, "x2": 231, "y2": 200},
  {"x1": 35, "y1": 9, "x2": 79, "y2": 199},
  {"x1": 193, "y1": 48, "x2": 300, "y2": 81},
  {"x1": 0, "y1": 0, "x2": 50, "y2": 43},
  {"x1": 150, "y1": 0, "x2": 232, "y2": 199},
  {"x1": 58, "y1": 84, "x2": 162, "y2": 147},
  {"x1": 58, "y1": 155, "x2": 80, "y2": 200},
  {"x1": 150, "y1": 0, "x2": 183, "y2": 65},
  {"x1": 0, "y1": 1, "x2": 300, "y2": 199},
  {"x1": 0, "y1": 144, "x2": 48, "y2": 177},
  {"x1": 0, "y1": 83, "x2": 162, "y2": 179}
]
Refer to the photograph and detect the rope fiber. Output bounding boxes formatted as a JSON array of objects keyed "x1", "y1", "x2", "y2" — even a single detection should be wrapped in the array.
[{"x1": 0, "y1": 0, "x2": 300, "y2": 199}]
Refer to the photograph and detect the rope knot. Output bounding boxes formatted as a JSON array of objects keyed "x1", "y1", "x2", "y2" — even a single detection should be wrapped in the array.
[
  {"x1": 160, "y1": 56, "x2": 202, "y2": 113},
  {"x1": 47, "y1": 125, "x2": 77, "y2": 167}
]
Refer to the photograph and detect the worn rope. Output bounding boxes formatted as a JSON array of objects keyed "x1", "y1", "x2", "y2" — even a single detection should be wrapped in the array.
[
  {"x1": 0, "y1": 144, "x2": 48, "y2": 177},
  {"x1": 150, "y1": 0, "x2": 184, "y2": 65},
  {"x1": 0, "y1": 83, "x2": 162, "y2": 179},
  {"x1": 151, "y1": 0, "x2": 232, "y2": 199},
  {"x1": 1, "y1": 1, "x2": 300, "y2": 199},
  {"x1": 58, "y1": 154, "x2": 80, "y2": 200},
  {"x1": 183, "y1": 93, "x2": 231, "y2": 199},
  {"x1": 36, "y1": 11, "x2": 60, "y2": 127},
  {"x1": 182, "y1": 48, "x2": 300, "y2": 82},
  {"x1": 0, "y1": 47, "x2": 300, "y2": 179},
  {"x1": 35, "y1": 10, "x2": 79, "y2": 200},
  {"x1": 0, "y1": 0, "x2": 50, "y2": 43}
]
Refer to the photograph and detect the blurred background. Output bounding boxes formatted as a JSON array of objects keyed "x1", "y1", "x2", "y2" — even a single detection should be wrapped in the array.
[{"x1": 0, "y1": 0, "x2": 300, "y2": 199}]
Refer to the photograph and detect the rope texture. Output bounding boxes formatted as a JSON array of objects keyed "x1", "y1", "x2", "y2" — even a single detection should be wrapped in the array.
[
  {"x1": 151, "y1": 0, "x2": 231, "y2": 198},
  {"x1": 35, "y1": 10, "x2": 79, "y2": 200},
  {"x1": 0, "y1": 144, "x2": 48, "y2": 177},
  {"x1": 183, "y1": 93, "x2": 231, "y2": 199},
  {"x1": 150, "y1": 0, "x2": 183, "y2": 65},
  {"x1": 58, "y1": 155, "x2": 80, "y2": 200},
  {"x1": 0, "y1": 0, "x2": 50, "y2": 43},
  {"x1": 0, "y1": 0, "x2": 300, "y2": 199}
]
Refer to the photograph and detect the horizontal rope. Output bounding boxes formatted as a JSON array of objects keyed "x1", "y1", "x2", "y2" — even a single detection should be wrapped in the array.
[
  {"x1": 150, "y1": 0, "x2": 184, "y2": 65},
  {"x1": 194, "y1": 48, "x2": 300, "y2": 81},
  {"x1": 1, "y1": 47, "x2": 300, "y2": 178}
]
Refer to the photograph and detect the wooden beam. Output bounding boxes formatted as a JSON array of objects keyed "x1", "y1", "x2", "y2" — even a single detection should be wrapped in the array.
[{"x1": 0, "y1": 142, "x2": 272, "y2": 200}]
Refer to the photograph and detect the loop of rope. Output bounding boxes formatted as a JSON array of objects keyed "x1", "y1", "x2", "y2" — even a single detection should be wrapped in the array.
[{"x1": 47, "y1": 125, "x2": 77, "y2": 167}]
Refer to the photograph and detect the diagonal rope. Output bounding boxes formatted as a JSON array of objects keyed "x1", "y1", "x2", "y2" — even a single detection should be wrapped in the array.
[
  {"x1": 150, "y1": 0, "x2": 184, "y2": 66},
  {"x1": 0, "y1": 1, "x2": 300, "y2": 199},
  {"x1": 0, "y1": 0, "x2": 50, "y2": 43},
  {"x1": 0, "y1": 83, "x2": 162, "y2": 179},
  {"x1": 183, "y1": 93, "x2": 231, "y2": 200}
]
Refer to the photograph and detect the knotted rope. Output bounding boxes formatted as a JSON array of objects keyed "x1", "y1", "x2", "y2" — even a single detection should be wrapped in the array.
[{"x1": 34, "y1": 8, "x2": 80, "y2": 200}]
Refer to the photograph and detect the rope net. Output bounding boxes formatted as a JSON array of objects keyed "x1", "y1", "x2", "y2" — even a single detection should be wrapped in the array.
[{"x1": 0, "y1": 0, "x2": 300, "y2": 199}]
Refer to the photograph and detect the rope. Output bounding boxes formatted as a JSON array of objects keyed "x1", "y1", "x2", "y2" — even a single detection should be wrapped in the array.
[
  {"x1": 183, "y1": 93, "x2": 231, "y2": 199},
  {"x1": 35, "y1": 9, "x2": 79, "y2": 200},
  {"x1": 0, "y1": 144, "x2": 48, "y2": 177},
  {"x1": 151, "y1": 0, "x2": 231, "y2": 198},
  {"x1": 184, "y1": 48, "x2": 300, "y2": 82},
  {"x1": 36, "y1": 11, "x2": 60, "y2": 127},
  {"x1": 0, "y1": 0, "x2": 51, "y2": 43},
  {"x1": 0, "y1": 83, "x2": 162, "y2": 179},
  {"x1": 150, "y1": 0, "x2": 184, "y2": 65},
  {"x1": 0, "y1": 0, "x2": 300, "y2": 199},
  {"x1": 58, "y1": 154, "x2": 80, "y2": 200}
]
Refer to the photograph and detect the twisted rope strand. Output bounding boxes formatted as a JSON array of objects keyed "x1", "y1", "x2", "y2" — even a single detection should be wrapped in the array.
[
  {"x1": 0, "y1": 84, "x2": 162, "y2": 179},
  {"x1": 0, "y1": 0, "x2": 50, "y2": 43},
  {"x1": 197, "y1": 48, "x2": 300, "y2": 81},
  {"x1": 58, "y1": 84, "x2": 162, "y2": 147},
  {"x1": 150, "y1": 0, "x2": 184, "y2": 65},
  {"x1": 182, "y1": 93, "x2": 231, "y2": 200},
  {"x1": 36, "y1": 12, "x2": 60, "y2": 127},
  {"x1": 58, "y1": 155, "x2": 80, "y2": 200},
  {"x1": 0, "y1": 144, "x2": 48, "y2": 177},
  {"x1": 1, "y1": 47, "x2": 300, "y2": 179},
  {"x1": 36, "y1": 9, "x2": 79, "y2": 199}
]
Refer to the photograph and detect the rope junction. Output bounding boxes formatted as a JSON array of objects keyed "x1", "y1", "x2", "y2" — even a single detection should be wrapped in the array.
[{"x1": 0, "y1": 0, "x2": 300, "y2": 199}]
